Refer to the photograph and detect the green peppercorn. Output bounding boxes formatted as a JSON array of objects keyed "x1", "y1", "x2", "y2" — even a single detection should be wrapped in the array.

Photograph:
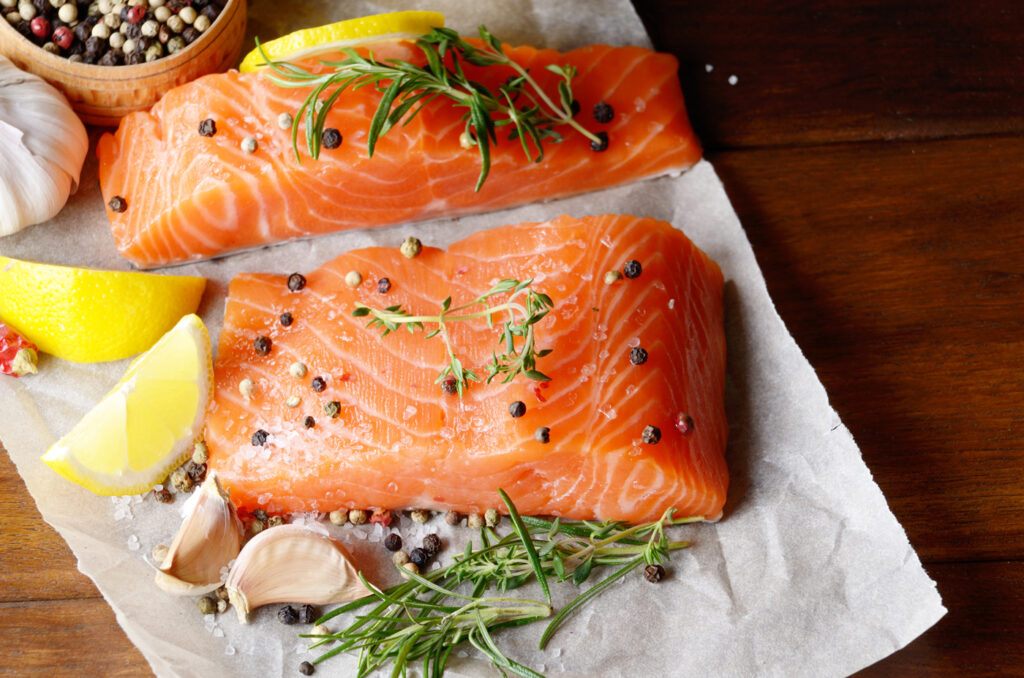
[{"x1": 197, "y1": 596, "x2": 216, "y2": 615}]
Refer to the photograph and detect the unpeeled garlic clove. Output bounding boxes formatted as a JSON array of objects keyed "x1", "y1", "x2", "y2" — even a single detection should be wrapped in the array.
[
  {"x1": 154, "y1": 471, "x2": 244, "y2": 596},
  {"x1": 226, "y1": 523, "x2": 372, "y2": 624}
]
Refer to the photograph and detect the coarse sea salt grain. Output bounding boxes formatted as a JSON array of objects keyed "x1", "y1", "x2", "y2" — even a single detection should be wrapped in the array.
[
  {"x1": 705, "y1": 63, "x2": 714, "y2": 72},
  {"x1": 728, "y1": 74, "x2": 739, "y2": 85},
  {"x1": 225, "y1": 645, "x2": 236, "y2": 656}
]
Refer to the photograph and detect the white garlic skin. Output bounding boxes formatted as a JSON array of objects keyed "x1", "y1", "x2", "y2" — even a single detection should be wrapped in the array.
[{"x1": 0, "y1": 57, "x2": 88, "y2": 238}]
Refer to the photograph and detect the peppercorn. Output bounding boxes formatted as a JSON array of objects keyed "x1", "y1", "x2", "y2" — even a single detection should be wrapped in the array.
[
  {"x1": 267, "y1": 515, "x2": 284, "y2": 527},
  {"x1": 466, "y1": 513, "x2": 484, "y2": 529},
  {"x1": 675, "y1": 413, "x2": 695, "y2": 435},
  {"x1": 197, "y1": 596, "x2": 217, "y2": 615},
  {"x1": 217, "y1": 599, "x2": 228, "y2": 613},
  {"x1": 392, "y1": 550, "x2": 410, "y2": 566},
  {"x1": 125, "y1": 3, "x2": 143, "y2": 22},
  {"x1": 409, "y1": 547, "x2": 429, "y2": 567},
  {"x1": 169, "y1": 466, "x2": 193, "y2": 492},
  {"x1": 287, "y1": 272, "x2": 306, "y2": 291},
  {"x1": 73, "y1": 20, "x2": 92, "y2": 41},
  {"x1": 41, "y1": 40, "x2": 59, "y2": 54},
  {"x1": 534, "y1": 426, "x2": 551, "y2": 444},
  {"x1": 152, "y1": 544, "x2": 169, "y2": 562},
  {"x1": 185, "y1": 460, "x2": 206, "y2": 484},
  {"x1": 508, "y1": 400, "x2": 526, "y2": 418},
  {"x1": 298, "y1": 661, "x2": 315, "y2": 676},
  {"x1": 125, "y1": 49, "x2": 144, "y2": 64},
  {"x1": 401, "y1": 561, "x2": 419, "y2": 577},
  {"x1": 277, "y1": 605, "x2": 298, "y2": 625},
  {"x1": 250, "y1": 521, "x2": 265, "y2": 535},
  {"x1": 383, "y1": 533, "x2": 402, "y2": 552},
  {"x1": 153, "y1": 487, "x2": 173, "y2": 503},
  {"x1": 289, "y1": 362, "x2": 307, "y2": 378},
  {"x1": 239, "y1": 377, "x2": 256, "y2": 398},
  {"x1": 377, "y1": 277, "x2": 391, "y2": 294},
  {"x1": 484, "y1": 508, "x2": 500, "y2": 528},
  {"x1": 253, "y1": 335, "x2": 271, "y2": 355},
  {"x1": 199, "y1": 3, "x2": 217, "y2": 21},
  {"x1": 422, "y1": 533, "x2": 442, "y2": 556},
  {"x1": 593, "y1": 101, "x2": 614, "y2": 123},
  {"x1": 193, "y1": 12, "x2": 209, "y2": 33},
  {"x1": 240, "y1": 135, "x2": 257, "y2": 153},
  {"x1": 400, "y1": 236, "x2": 421, "y2": 259},
  {"x1": 181, "y1": 25, "x2": 198, "y2": 43},
  {"x1": 29, "y1": 14, "x2": 48, "y2": 36},
  {"x1": 440, "y1": 376, "x2": 457, "y2": 396},
  {"x1": 303, "y1": 415, "x2": 315, "y2": 429},
  {"x1": 324, "y1": 401, "x2": 340, "y2": 418},
  {"x1": 251, "y1": 429, "x2": 269, "y2": 446},
  {"x1": 409, "y1": 509, "x2": 430, "y2": 524},
  {"x1": 444, "y1": 510, "x2": 462, "y2": 526},
  {"x1": 253, "y1": 509, "x2": 268, "y2": 522},
  {"x1": 108, "y1": 32, "x2": 125, "y2": 50},
  {"x1": 56, "y1": 2, "x2": 74, "y2": 22},
  {"x1": 145, "y1": 41, "x2": 164, "y2": 61},
  {"x1": 279, "y1": 312, "x2": 293, "y2": 327},
  {"x1": 310, "y1": 623, "x2": 330, "y2": 637},
  {"x1": 197, "y1": 117, "x2": 216, "y2": 137},
  {"x1": 108, "y1": 195, "x2": 127, "y2": 212},
  {"x1": 213, "y1": 586, "x2": 230, "y2": 602},
  {"x1": 277, "y1": 112, "x2": 293, "y2": 130},
  {"x1": 156, "y1": 21, "x2": 170, "y2": 43},
  {"x1": 328, "y1": 509, "x2": 346, "y2": 526},
  {"x1": 310, "y1": 376, "x2": 326, "y2": 392},
  {"x1": 192, "y1": 441, "x2": 209, "y2": 465},
  {"x1": 97, "y1": 49, "x2": 121, "y2": 66},
  {"x1": 569, "y1": 98, "x2": 580, "y2": 116},
  {"x1": 623, "y1": 259, "x2": 642, "y2": 278},
  {"x1": 348, "y1": 509, "x2": 368, "y2": 525},
  {"x1": 642, "y1": 425, "x2": 662, "y2": 444},
  {"x1": 321, "y1": 127, "x2": 342, "y2": 149},
  {"x1": 629, "y1": 346, "x2": 648, "y2": 365},
  {"x1": 298, "y1": 604, "x2": 318, "y2": 624},
  {"x1": 603, "y1": 270, "x2": 622, "y2": 285},
  {"x1": 345, "y1": 270, "x2": 362, "y2": 288},
  {"x1": 643, "y1": 563, "x2": 665, "y2": 583},
  {"x1": 52, "y1": 24, "x2": 72, "y2": 47},
  {"x1": 590, "y1": 131, "x2": 609, "y2": 152}
]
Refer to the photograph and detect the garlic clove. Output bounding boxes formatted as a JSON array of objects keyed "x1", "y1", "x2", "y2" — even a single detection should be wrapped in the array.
[
  {"x1": 226, "y1": 523, "x2": 372, "y2": 624},
  {"x1": 154, "y1": 471, "x2": 244, "y2": 596}
]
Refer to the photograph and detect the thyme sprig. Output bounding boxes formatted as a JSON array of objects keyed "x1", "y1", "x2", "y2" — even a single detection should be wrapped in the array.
[
  {"x1": 307, "y1": 490, "x2": 697, "y2": 677},
  {"x1": 257, "y1": 25, "x2": 602, "y2": 190},
  {"x1": 353, "y1": 278, "x2": 554, "y2": 396}
]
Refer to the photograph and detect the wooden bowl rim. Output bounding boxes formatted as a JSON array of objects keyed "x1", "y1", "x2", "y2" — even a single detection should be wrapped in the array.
[{"x1": 0, "y1": 0, "x2": 243, "y2": 83}]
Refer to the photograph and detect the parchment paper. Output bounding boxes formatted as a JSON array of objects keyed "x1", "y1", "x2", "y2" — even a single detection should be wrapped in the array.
[{"x1": 0, "y1": 1, "x2": 944, "y2": 676}]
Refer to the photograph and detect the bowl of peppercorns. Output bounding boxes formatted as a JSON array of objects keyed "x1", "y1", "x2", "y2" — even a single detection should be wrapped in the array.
[{"x1": 0, "y1": 0, "x2": 245, "y2": 126}]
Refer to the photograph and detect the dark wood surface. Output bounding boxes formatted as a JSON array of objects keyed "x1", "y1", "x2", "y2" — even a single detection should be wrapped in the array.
[{"x1": 2, "y1": 1, "x2": 1022, "y2": 675}]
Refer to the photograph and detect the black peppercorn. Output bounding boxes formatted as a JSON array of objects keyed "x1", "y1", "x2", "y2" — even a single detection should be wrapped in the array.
[
  {"x1": 569, "y1": 99, "x2": 580, "y2": 117},
  {"x1": 629, "y1": 347, "x2": 648, "y2": 365},
  {"x1": 534, "y1": 427, "x2": 550, "y2": 444},
  {"x1": 200, "y1": 4, "x2": 219, "y2": 21},
  {"x1": 253, "y1": 509, "x2": 269, "y2": 522},
  {"x1": 74, "y1": 21, "x2": 92, "y2": 43},
  {"x1": 32, "y1": 0, "x2": 46, "y2": 15},
  {"x1": 185, "y1": 461, "x2": 207, "y2": 484},
  {"x1": 84, "y1": 35, "x2": 103, "y2": 57},
  {"x1": 642, "y1": 425, "x2": 662, "y2": 444},
  {"x1": 198, "y1": 118, "x2": 216, "y2": 137},
  {"x1": 590, "y1": 131, "x2": 609, "y2": 152},
  {"x1": 153, "y1": 488, "x2": 173, "y2": 503},
  {"x1": 298, "y1": 604, "x2": 319, "y2": 624},
  {"x1": 126, "y1": 51, "x2": 144, "y2": 65},
  {"x1": 303, "y1": 415, "x2": 315, "y2": 429},
  {"x1": 277, "y1": 605, "x2": 298, "y2": 625},
  {"x1": 251, "y1": 429, "x2": 269, "y2": 446},
  {"x1": 623, "y1": 259, "x2": 642, "y2": 279},
  {"x1": 409, "y1": 547, "x2": 429, "y2": 567},
  {"x1": 124, "y1": 21, "x2": 142, "y2": 40},
  {"x1": 644, "y1": 563, "x2": 665, "y2": 583},
  {"x1": 377, "y1": 277, "x2": 391, "y2": 294},
  {"x1": 322, "y1": 127, "x2": 342, "y2": 149},
  {"x1": 440, "y1": 376, "x2": 457, "y2": 396},
  {"x1": 508, "y1": 400, "x2": 526, "y2": 418},
  {"x1": 310, "y1": 376, "x2": 326, "y2": 392},
  {"x1": 98, "y1": 50, "x2": 122, "y2": 67},
  {"x1": 383, "y1": 533, "x2": 403, "y2": 552},
  {"x1": 422, "y1": 533, "x2": 442, "y2": 556},
  {"x1": 279, "y1": 312, "x2": 293, "y2": 327},
  {"x1": 108, "y1": 196, "x2": 128, "y2": 213},
  {"x1": 593, "y1": 101, "x2": 614, "y2": 123},
  {"x1": 254, "y1": 335, "x2": 272, "y2": 355},
  {"x1": 298, "y1": 661, "x2": 315, "y2": 676},
  {"x1": 182, "y1": 26, "x2": 200, "y2": 44},
  {"x1": 287, "y1": 273, "x2": 307, "y2": 291}
]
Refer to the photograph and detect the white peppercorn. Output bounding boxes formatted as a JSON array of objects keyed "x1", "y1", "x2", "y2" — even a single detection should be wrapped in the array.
[
  {"x1": 152, "y1": 4, "x2": 167, "y2": 21},
  {"x1": 348, "y1": 509, "x2": 368, "y2": 525},
  {"x1": 192, "y1": 13, "x2": 209, "y2": 32},
  {"x1": 42, "y1": 42, "x2": 60, "y2": 54},
  {"x1": 0, "y1": 0, "x2": 16, "y2": 10},
  {"x1": 166, "y1": 35, "x2": 185, "y2": 53},
  {"x1": 140, "y1": 18, "x2": 158, "y2": 37},
  {"x1": 165, "y1": 13, "x2": 181, "y2": 32},
  {"x1": 103, "y1": 13, "x2": 119, "y2": 29},
  {"x1": 410, "y1": 509, "x2": 430, "y2": 524},
  {"x1": 177, "y1": 5, "x2": 195, "y2": 24},
  {"x1": 17, "y1": 2, "x2": 34, "y2": 20},
  {"x1": 87, "y1": 2, "x2": 100, "y2": 16},
  {"x1": 391, "y1": 550, "x2": 410, "y2": 566},
  {"x1": 67, "y1": 53, "x2": 83, "y2": 62},
  {"x1": 127, "y1": 0, "x2": 145, "y2": 6},
  {"x1": 191, "y1": 441, "x2": 208, "y2": 465},
  {"x1": 467, "y1": 513, "x2": 485, "y2": 529},
  {"x1": 240, "y1": 135, "x2": 257, "y2": 153},
  {"x1": 4, "y1": 12, "x2": 20, "y2": 24},
  {"x1": 108, "y1": 31, "x2": 125, "y2": 49},
  {"x1": 148, "y1": 0, "x2": 163, "y2": 5},
  {"x1": 57, "y1": 2, "x2": 75, "y2": 21},
  {"x1": 238, "y1": 377, "x2": 255, "y2": 398},
  {"x1": 144, "y1": 41, "x2": 163, "y2": 61},
  {"x1": 328, "y1": 510, "x2": 347, "y2": 526},
  {"x1": 122, "y1": 37, "x2": 136, "y2": 53},
  {"x1": 90, "y1": 21, "x2": 110, "y2": 38},
  {"x1": 484, "y1": 508, "x2": 500, "y2": 527},
  {"x1": 97, "y1": 0, "x2": 111, "y2": 12},
  {"x1": 344, "y1": 270, "x2": 362, "y2": 288}
]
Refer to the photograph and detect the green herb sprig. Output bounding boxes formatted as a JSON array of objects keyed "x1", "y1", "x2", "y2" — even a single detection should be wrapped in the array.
[
  {"x1": 353, "y1": 278, "x2": 554, "y2": 396},
  {"x1": 257, "y1": 25, "x2": 602, "y2": 190},
  {"x1": 307, "y1": 490, "x2": 697, "y2": 677}
]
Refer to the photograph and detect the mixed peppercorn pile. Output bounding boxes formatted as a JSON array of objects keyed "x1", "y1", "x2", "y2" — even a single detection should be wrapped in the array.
[{"x1": 2, "y1": 0, "x2": 225, "y2": 65}]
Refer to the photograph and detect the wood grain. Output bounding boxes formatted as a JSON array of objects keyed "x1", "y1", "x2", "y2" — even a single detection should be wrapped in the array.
[{"x1": 2, "y1": 0, "x2": 1023, "y2": 675}]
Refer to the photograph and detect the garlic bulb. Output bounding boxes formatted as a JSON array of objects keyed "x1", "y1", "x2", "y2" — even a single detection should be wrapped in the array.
[
  {"x1": 0, "y1": 56, "x2": 88, "y2": 238},
  {"x1": 154, "y1": 472, "x2": 244, "y2": 596},
  {"x1": 226, "y1": 523, "x2": 372, "y2": 624}
]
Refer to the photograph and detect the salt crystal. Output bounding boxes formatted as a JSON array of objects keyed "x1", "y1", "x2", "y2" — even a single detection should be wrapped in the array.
[
  {"x1": 126, "y1": 536, "x2": 140, "y2": 551},
  {"x1": 212, "y1": 627, "x2": 224, "y2": 638},
  {"x1": 224, "y1": 645, "x2": 236, "y2": 656},
  {"x1": 598, "y1": 404, "x2": 618, "y2": 420},
  {"x1": 668, "y1": 298, "x2": 676, "y2": 309},
  {"x1": 728, "y1": 74, "x2": 738, "y2": 85},
  {"x1": 625, "y1": 384, "x2": 638, "y2": 397},
  {"x1": 403, "y1": 405, "x2": 417, "y2": 420},
  {"x1": 257, "y1": 493, "x2": 273, "y2": 505},
  {"x1": 628, "y1": 337, "x2": 641, "y2": 347},
  {"x1": 705, "y1": 64, "x2": 714, "y2": 72}
]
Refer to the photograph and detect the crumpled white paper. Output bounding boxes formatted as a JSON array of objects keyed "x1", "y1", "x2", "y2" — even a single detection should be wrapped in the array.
[{"x1": 0, "y1": 1, "x2": 944, "y2": 677}]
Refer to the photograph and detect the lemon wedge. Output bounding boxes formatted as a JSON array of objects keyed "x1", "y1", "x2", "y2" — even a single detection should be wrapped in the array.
[
  {"x1": 239, "y1": 10, "x2": 445, "y2": 73},
  {"x1": 41, "y1": 314, "x2": 213, "y2": 496},
  {"x1": 0, "y1": 255, "x2": 205, "y2": 363}
]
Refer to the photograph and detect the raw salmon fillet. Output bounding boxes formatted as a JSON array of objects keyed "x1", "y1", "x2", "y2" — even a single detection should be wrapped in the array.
[
  {"x1": 206, "y1": 215, "x2": 728, "y2": 523},
  {"x1": 97, "y1": 41, "x2": 701, "y2": 268}
]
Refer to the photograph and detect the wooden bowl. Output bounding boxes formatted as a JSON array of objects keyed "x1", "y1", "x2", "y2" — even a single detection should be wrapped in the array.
[{"x1": 0, "y1": 0, "x2": 246, "y2": 127}]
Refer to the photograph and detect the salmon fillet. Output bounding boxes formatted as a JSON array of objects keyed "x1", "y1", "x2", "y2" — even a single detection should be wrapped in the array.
[
  {"x1": 97, "y1": 41, "x2": 701, "y2": 268},
  {"x1": 205, "y1": 215, "x2": 728, "y2": 523}
]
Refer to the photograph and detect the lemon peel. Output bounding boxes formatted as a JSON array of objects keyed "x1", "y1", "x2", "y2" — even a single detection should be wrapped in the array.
[
  {"x1": 239, "y1": 11, "x2": 445, "y2": 73},
  {"x1": 0, "y1": 255, "x2": 205, "y2": 363},
  {"x1": 41, "y1": 314, "x2": 213, "y2": 496}
]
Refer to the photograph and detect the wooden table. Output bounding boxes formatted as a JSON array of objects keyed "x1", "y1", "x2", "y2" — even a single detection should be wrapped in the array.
[{"x1": 2, "y1": 1, "x2": 1022, "y2": 674}]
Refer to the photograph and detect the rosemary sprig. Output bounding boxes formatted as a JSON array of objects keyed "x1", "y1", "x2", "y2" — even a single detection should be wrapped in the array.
[
  {"x1": 306, "y1": 491, "x2": 696, "y2": 677},
  {"x1": 257, "y1": 25, "x2": 602, "y2": 190},
  {"x1": 352, "y1": 278, "x2": 554, "y2": 396}
]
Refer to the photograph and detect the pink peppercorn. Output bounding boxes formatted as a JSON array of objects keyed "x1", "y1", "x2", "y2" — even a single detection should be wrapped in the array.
[
  {"x1": 126, "y1": 5, "x2": 146, "y2": 23},
  {"x1": 30, "y1": 16, "x2": 50, "y2": 39},
  {"x1": 52, "y1": 26, "x2": 73, "y2": 50}
]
